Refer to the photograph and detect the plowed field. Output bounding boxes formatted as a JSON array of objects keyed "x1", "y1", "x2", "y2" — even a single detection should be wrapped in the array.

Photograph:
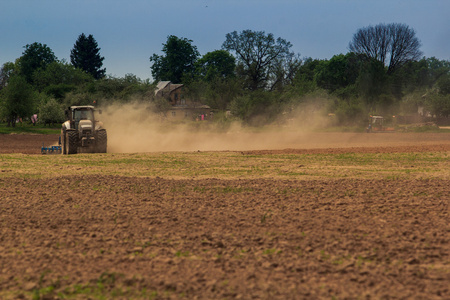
[{"x1": 0, "y1": 132, "x2": 449, "y2": 299}]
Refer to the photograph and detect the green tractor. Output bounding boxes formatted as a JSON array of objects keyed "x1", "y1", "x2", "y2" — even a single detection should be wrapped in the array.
[{"x1": 61, "y1": 106, "x2": 107, "y2": 154}]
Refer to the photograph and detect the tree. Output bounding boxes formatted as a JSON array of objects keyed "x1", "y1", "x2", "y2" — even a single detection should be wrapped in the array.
[
  {"x1": 398, "y1": 57, "x2": 450, "y2": 95},
  {"x1": 17, "y1": 42, "x2": 57, "y2": 83},
  {"x1": 291, "y1": 58, "x2": 321, "y2": 95},
  {"x1": 425, "y1": 57, "x2": 450, "y2": 86},
  {"x1": 195, "y1": 50, "x2": 235, "y2": 82},
  {"x1": 437, "y1": 73, "x2": 450, "y2": 95},
  {"x1": 0, "y1": 75, "x2": 36, "y2": 127},
  {"x1": 70, "y1": 33, "x2": 106, "y2": 79},
  {"x1": 425, "y1": 74, "x2": 450, "y2": 117},
  {"x1": 398, "y1": 58, "x2": 430, "y2": 92},
  {"x1": 33, "y1": 61, "x2": 94, "y2": 99},
  {"x1": 91, "y1": 74, "x2": 152, "y2": 102},
  {"x1": 314, "y1": 53, "x2": 362, "y2": 93},
  {"x1": 356, "y1": 57, "x2": 390, "y2": 107},
  {"x1": 204, "y1": 77, "x2": 241, "y2": 110},
  {"x1": 0, "y1": 62, "x2": 16, "y2": 89},
  {"x1": 222, "y1": 30, "x2": 294, "y2": 90},
  {"x1": 269, "y1": 52, "x2": 302, "y2": 91},
  {"x1": 423, "y1": 74, "x2": 450, "y2": 118},
  {"x1": 150, "y1": 35, "x2": 200, "y2": 83},
  {"x1": 349, "y1": 23, "x2": 422, "y2": 74}
]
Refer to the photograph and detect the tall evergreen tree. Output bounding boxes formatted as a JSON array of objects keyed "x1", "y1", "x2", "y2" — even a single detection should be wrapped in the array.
[
  {"x1": 18, "y1": 42, "x2": 57, "y2": 84},
  {"x1": 70, "y1": 33, "x2": 106, "y2": 79}
]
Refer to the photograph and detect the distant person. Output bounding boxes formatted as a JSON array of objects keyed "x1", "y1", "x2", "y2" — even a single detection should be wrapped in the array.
[{"x1": 31, "y1": 114, "x2": 37, "y2": 126}]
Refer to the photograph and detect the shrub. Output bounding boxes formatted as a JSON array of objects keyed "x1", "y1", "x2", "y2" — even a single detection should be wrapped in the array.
[{"x1": 39, "y1": 98, "x2": 64, "y2": 126}]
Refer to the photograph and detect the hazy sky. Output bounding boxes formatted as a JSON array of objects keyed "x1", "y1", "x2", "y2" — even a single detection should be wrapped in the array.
[{"x1": 1, "y1": 0, "x2": 449, "y2": 81}]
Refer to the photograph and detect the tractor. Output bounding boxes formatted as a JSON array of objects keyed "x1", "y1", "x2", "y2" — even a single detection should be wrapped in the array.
[
  {"x1": 61, "y1": 106, "x2": 107, "y2": 154},
  {"x1": 366, "y1": 115, "x2": 395, "y2": 133}
]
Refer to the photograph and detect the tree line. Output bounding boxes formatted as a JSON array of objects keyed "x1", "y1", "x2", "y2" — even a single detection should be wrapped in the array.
[
  {"x1": 0, "y1": 33, "x2": 107, "y2": 126},
  {"x1": 1, "y1": 23, "x2": 449, "y2": 128}
]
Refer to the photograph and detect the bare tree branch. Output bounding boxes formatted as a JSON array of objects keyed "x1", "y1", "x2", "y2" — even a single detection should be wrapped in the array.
[{"x1": 349, "y1": 23, "x2": 422, "y2": 74}]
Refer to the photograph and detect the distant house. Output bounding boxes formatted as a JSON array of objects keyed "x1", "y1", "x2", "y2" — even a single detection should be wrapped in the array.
[
  {"x1": 154, "y1": 81, "x2": 211, "y2": 121},
  {"x1": 154, "y1": 81, "x2": 184, "y2": 105}
]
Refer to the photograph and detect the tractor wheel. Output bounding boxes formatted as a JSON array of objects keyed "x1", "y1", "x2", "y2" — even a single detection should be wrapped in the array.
[
  {"x1": 66, "y1": 130, "x2": 78, "y2": 154},
  {"x1": 96, "y1": 129, "x2": 107, "y2": 153}
]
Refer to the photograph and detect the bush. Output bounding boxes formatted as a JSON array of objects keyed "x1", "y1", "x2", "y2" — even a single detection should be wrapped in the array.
[
  {"x1": 39, "y1": 98, "x2": 64, "y2": 126},
  {"x1": 425, "y1": 93, "x2": 450, "y2": 118},
  {"x1": 229, "y1": 91, "x2": 286, "y2": 126},
  {"x1": 335, "y1": 98, "x2": 365, "y2": 125}
]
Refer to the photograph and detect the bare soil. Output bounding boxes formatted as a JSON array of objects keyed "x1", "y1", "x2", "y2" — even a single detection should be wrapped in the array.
[
  {"x1": 0, "y1": 134, "x2": 59, "y2": 154},
  {"x1": 1, "y1": 132, "x2": 450, "y2": 154},
  {"x1": 0, "y1": 133, "x2": 449, "y2": 299}
]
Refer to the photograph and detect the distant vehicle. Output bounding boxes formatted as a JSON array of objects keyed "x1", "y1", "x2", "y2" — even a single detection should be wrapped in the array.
[
  {"x1": 61, "y1": 106, "x2": 107, "y2": 154},
  {"x1": 366, "y1": 115, "x2": 395, "y2": 133}
]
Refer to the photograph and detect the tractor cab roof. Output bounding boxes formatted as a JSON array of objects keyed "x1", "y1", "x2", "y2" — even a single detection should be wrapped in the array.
[{"x1": 69, "y1": 106, "x2": 96, "y2": 110}]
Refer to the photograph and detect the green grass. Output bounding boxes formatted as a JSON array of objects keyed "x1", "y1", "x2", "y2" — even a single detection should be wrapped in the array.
[
  {"x1": 397, "y1": 124, "x2": 450, "y2": 133},
  {"x1": 14, "y1": 272, "x2": 163, "y2": 300},
  {"x1": 0, "y1": 123, "x2": 60, "y2": 135}
]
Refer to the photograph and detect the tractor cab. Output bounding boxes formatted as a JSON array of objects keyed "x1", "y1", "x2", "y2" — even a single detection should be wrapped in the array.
[
  {"x1": 367, "y1": 116, "x2": 384, "y2": 132},
  {"x1": 66, "y1": 106, "x2": 96, "y2": 130},
  {"x1": 366, "y1": 115, "x2": 395, "y2": 132}
]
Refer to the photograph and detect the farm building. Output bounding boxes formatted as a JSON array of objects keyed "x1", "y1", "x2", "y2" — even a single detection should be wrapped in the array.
[{"x1": 154, "y1": 81, "x2": 211, "y2": 121}]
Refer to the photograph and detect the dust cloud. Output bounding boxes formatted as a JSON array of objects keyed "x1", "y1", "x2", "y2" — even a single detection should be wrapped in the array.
[
  {"x1": 98, "y1": 102, "x2": 404, "y2": 153},
  {"x1": 99, "y1": 102, "x2": 300, "y2": 153}
]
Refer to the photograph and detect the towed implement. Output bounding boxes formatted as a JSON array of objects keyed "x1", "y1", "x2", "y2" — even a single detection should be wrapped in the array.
[
  {"x1": 41, "y1": 137, "x2": 62, "y2": 154},
  {"x1": 61, "y1": 106, "x2": 107, "y2": 155}
]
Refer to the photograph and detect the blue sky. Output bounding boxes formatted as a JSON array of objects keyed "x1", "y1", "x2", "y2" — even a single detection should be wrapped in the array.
[{"x1": 1, "y1": 0, "x2": 449, "y2": 81}]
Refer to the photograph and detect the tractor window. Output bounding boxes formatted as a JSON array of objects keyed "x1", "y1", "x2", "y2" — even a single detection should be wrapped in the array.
[{"x1": 74, "y1": 110, "x2": 94, "y2": 121}]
